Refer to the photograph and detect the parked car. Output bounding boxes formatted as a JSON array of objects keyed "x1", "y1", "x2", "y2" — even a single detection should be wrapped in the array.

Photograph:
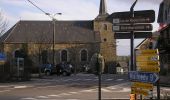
[{"x1": 41, "y1": 62, "x2": 72, "y2": 76}]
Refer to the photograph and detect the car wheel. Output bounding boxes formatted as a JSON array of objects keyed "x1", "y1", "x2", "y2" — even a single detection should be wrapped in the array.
[{"x1": 46, "y1": 71, "x2": 51, "y2": 76}]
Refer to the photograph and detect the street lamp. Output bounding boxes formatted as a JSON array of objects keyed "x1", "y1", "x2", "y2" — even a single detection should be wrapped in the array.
[
  {"x1": 46, "y1": 13, "x2": 62, "y2": 67},
  {"x1": 27, "y1": 0, "x2": 62, "y2": 66}
]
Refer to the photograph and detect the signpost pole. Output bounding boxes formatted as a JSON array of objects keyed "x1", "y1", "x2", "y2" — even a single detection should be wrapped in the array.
[{"x1": 130, "y1": 0, "x2": 138, "y2": 99}]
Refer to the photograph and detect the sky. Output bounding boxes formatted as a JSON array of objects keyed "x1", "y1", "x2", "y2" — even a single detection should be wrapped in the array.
[{"x1": 0, "y1": 0, "x2": 163, "y2": 56}]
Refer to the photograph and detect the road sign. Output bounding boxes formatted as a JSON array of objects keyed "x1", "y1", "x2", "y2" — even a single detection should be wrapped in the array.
[
  {"x1": 0, "y1": 53, "x2": 6, "y2": 61},
  {"x1": 136, "y1": 55, "x2": 159, "y2": 62},
  {"x1": 136, "y1": 61, "x2": 159, "y2": 67},
  {"x1": 113, "y1": 24, "x2": 153, "y2": 32},
  {"x1": 131, "y1": 87, "x2": 149, "y2": 96},
  {"x1": 114, "y1": 32, "x2": 152, "y2": 39},
  {"x1": 132, "y1": 82, "x2": 154, "y2": 90},
  {"x1": 136, "y1": 49, "x2": 159, "y2": 56},
  {"x1": 113, "y1": 18, "x2": 152, "y2": 24},
  {"x1": 109, "y1": 10, "x2": 155, "y2": 23},
  {"x1": 137, "y1": 66, "x2": 160, "y2": 73},
  {"x1": 128, "y1": 71, "x2": 159, "y2": 83}
]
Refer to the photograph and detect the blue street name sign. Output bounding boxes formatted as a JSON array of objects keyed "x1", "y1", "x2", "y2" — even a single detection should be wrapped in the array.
[
  {"x1": 0, "y1": 53, "x2": 6, "y2": 61},
  {"x1": 128, "y1": 71, "x2": 159, "y2": 84}
]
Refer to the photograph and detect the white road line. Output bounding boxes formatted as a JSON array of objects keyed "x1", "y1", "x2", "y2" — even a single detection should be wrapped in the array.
[
  {"x1": 48, "y1": 94, "x2": 60, "y2": 97},
  {"x1": 0, "y1": 90, "x2": 11, "y2": 93},
  {"x1": 116, "y1": 79, "x2": 124, "y2": 81},
  {"x1": 20, "y1": 97, "x2": 38, "y2": 100},
  {"x1": 37, "y1": 96, "x2": 49, "y2": 99},
  {"x1": 14, "y1": 85, "x2": 30, "y2": 89},
  {"x1": 80, "y1": 89, "x2": 96, "y2": 92},
  {"x1": 101, "y1": 88, "x2": 112, "y2": 92}
]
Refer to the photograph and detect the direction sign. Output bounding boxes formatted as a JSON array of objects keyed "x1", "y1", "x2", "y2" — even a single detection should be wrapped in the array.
[
  {"x1": 114, "y1": 32, "x2": 152, "y2": 39},
  {"x1": 136, "y1": 55, "x2": 159, "y2": 62},
  {"x1": 109, "y1": 10, "x2": 155, "y2": 23},
  {"x1": 132, "y1": 82, "x2": 154, "y2": 90},
  {"x1": 113, "y1": 18, "x2": 151, "y2": 24},
  {"x1": 128, "y1": 71, "x2": 159, "y2": 83},
  {"x1": 136, "y1": 61, "x2": 159, "y2": 67},
  {"x1": 131, "y1": 87, "x2": 149, "y2": 96},
  {"x1": 137, "y1": 66, "x2": 160, "y2": 73},
  {"x1": 113, "y1": 24, "x2": 153, "y2": 32},
  {"x1": 136, "y1": 49, "x2": 159, "y2": 56}
]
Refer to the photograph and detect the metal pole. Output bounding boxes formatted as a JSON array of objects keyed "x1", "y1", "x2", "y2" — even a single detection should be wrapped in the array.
[
  {"x1": 130, "y1": 1, "x2": 138, "y2": 100},
  {"x1": 97, "y1": 54, "x2": 101, "y2": 100},
  {"x1": 157, "y1": 78, "x2": 160, "y2": 100},
  {"x1": 53, "y1": 19, "x2": 55, "y2": 67}
]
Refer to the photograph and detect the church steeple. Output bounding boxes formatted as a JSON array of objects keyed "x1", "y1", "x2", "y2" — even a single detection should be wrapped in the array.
[
  {"x1": 99, "y1": 0, "x2": 108, "y2": 15},
  {"x1": 96, "y1": 0, "x2": 109, "y2": 20}
]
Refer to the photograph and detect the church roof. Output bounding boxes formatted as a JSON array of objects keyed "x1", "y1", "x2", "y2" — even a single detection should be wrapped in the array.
[{"x1": 1, "y1": 20, "x2": 101, "y2": 44}]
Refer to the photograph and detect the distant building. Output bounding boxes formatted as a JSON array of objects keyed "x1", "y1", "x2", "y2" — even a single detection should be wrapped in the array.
[{"x1": 0, "y1": 0, "x2": 117, "y2": 72}]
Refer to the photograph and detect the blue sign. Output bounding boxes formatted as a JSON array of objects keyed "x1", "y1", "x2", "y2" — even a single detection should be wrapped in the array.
[
  {"x1": 0, "y1": 53, "x2": 6, "y2": 61},
  {"x1": 128, "y1": 71, "x2": 159, "y2": 84}
]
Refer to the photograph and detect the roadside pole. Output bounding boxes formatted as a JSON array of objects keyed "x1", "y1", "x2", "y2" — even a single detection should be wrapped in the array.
[
  {"x1": 130, "y1": 0, "x2": 138, "y2": 100},
  {"x1": 97, "y1": 54, "x2": 101, "y2": 100}
]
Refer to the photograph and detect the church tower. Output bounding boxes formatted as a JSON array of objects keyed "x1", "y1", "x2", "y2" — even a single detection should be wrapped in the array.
[{"x1": 94, "y1": 0, "x2": 117, "y2": 71}]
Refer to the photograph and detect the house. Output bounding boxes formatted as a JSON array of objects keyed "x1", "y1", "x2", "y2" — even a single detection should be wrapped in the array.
[{"x1": 0, "y1": 0, "x2": 117, "y2": 73}]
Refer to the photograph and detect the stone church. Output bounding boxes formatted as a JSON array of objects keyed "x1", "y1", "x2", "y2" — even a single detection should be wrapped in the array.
[{"x1": 0, "y1": 0, "x2": 117, "y2": 73}]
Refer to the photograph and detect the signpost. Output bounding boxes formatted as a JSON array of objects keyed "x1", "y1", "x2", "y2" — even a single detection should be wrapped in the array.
[
  {"x1": 137, "y1": 66, "x2": 160, "y2": 73},
  {"x1": 136, "y1": 61, "x2": 159, "y2": 67},
  {"x1": 136, "y1": 49, "x2": 158, "y2": 56},
  {"x1": 132, "y1": 82, "x2": 153, "y2": 90},
  {"x1": 131, "y1": 87, "x2": 149, "y2": 96},
  {"x1": 114, "y1": 32, "x2": 152, "y2": 39},
  {"x1": 136, "y1": 55, "x2": 159, "y2": 62},
  {"x1": 128, "y1": 71, "x2": 159, "y2": 84},
  {"x1": 113, "y1": 24, "x2": 153, "y2": 32}
]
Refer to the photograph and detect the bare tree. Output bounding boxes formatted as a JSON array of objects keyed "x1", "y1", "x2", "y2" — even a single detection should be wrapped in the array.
[{"x1": 0, "y1": 12, "x2": 8, "y2": 36}]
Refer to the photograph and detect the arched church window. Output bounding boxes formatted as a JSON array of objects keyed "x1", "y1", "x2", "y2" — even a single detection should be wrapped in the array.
[
  {"x1": 104, "y1": 24, "x2": 107, "y2": 30},
  {"x1": 80, "y1": 49, "x2": 88, "y2": 62},
  {"x1": 61, "y1": 50, "x2": 68, "y2": 62},
  {"x1": 42, "y1": 50, "x2": 48, "y2": 64}
]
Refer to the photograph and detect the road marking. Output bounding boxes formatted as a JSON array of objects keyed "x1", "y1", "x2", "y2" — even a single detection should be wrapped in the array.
[
  {"x1": 21, "y1": 97, "x2": 37, "y2": 100},
  {"x1": 37, "y1": 96, "x2": 49, "y2": 99},
  {"x1": 0, "y1": 90, "x2": 11, "y2": 93},
  {"x1": 48, "y1": 94, "x2": 60, "y2": 97},
  {"x1": 101, "y1": 88, "x2": 112, "y2": 92},
  {"x1": 80, "y1": 89, "x2": 96, "y2": 92},
  {"x1": 14, "y1": 85, "x2": 29, "y2": 89}
]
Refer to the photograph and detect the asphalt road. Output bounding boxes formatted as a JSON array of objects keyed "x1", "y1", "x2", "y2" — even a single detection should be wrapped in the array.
[{"x1": 0, "y1": 74, "x2": 131, "y2": 100}]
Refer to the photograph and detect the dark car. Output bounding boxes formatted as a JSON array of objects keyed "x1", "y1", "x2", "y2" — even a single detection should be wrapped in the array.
[
  {"x1": 41, "y1": 62, "x2": 72, "y2": 76},
  {"x1": 56, "y1": 62, "x2": 72, "y2": 76}
]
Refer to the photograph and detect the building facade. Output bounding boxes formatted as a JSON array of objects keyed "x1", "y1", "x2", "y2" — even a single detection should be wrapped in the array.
[{"x1": 0, "y1": 0, "x2": 116, "y2": 73}]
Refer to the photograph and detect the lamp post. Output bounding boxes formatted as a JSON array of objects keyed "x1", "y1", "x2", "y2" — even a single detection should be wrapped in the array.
[
  {"x1": 27, "y1": 0, "x2": 61, "y2": 67},
  {"x1": 46, "y1": 13, "x2": 62, "y2": 67}
]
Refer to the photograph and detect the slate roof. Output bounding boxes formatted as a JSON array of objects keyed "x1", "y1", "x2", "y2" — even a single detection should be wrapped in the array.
[{"x1": 0, "y1": 20, "x2": 101, "y2": 44}]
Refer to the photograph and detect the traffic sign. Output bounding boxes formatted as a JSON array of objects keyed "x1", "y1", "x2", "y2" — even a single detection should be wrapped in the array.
[
  {"x1": 137, "y1": 66, "x2": 160, "y2": 73},
  {"x1": 128, "y1": 71, "x2": 159, "y2": 83},
  {"x1": 136, "y1": 55, "x2": 159, "y2": 62},
  {"x1": 136, "y1": 49, "x2": 159, "y2": 56},
  {"x1": 109, "y1": 10, "x2": 155, "y2": 23},
  {"x1": 0, "y1": 53, "x2": 6, "y2": 61},
  {"x1": 113, "y1": 24, "x2": 153, "y2": 32},
  {"x1": 136, "y1": 61, "x2": 159, "y2": 67},
  {"x1": 132, "y1": 82, "x2": 154, "y2": 90},
  {"x1": 114, "y1": 32, "x2": 152, "y2": 39},
  {"x1": 113, "y1": 18, "x2": 151, "y2": 24},
  {"x1": 131, "y1": 87, "x2": 149, "y2": 96}
]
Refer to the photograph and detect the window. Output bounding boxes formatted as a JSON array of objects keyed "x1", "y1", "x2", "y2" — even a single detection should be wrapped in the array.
[
  {"x1": 104, "y1": 24, "x2": 107, "y2": 30},
  {"x1": 61, "y1": 50, "x2": 68, "y2": 62},
  {"x1": 80, "y1": 49, "x2": 88, "y2": 62},
  {"x1": 42, "y1": 50, "x2": 48, "y2": 64}
]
